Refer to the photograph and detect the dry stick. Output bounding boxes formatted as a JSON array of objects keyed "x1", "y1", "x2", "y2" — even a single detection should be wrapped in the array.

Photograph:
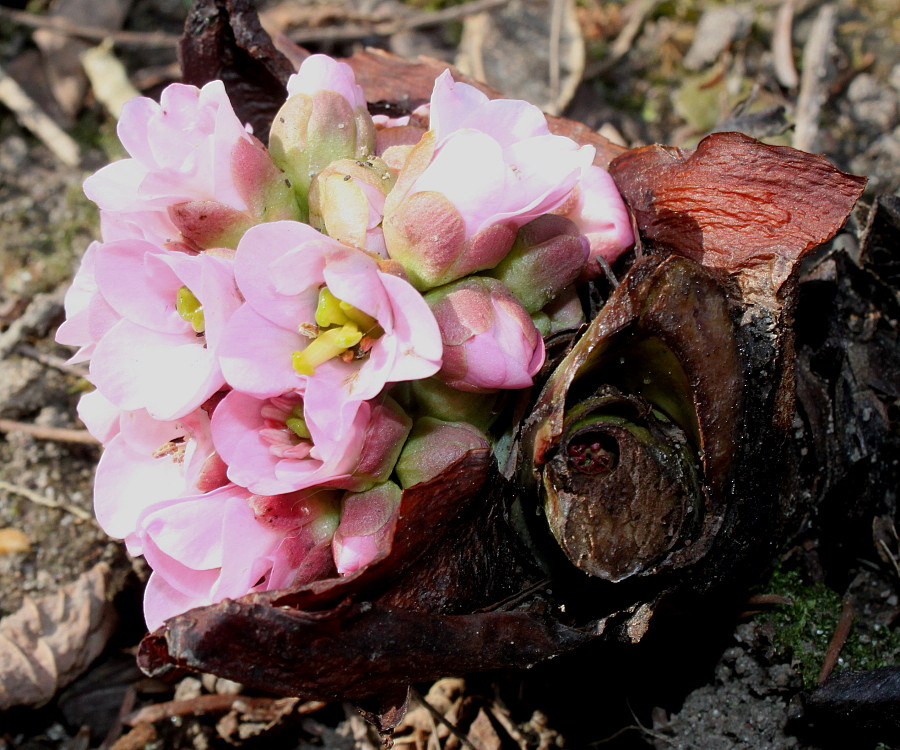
[
  {"x1": 126, "y1": 695, "x2": 318, "y2": 725},
  {"x1": 2, "y1": 0, "x2": 509, "y2": 52},
  {"x1": 289, "y1": 0, "x2": 511, "y2": 43},
  {"x1": 409, "y1": 686, "x2": 479, "y2": 750},
  {"x1": 818, "y1": 596, "x2": 855, "y2": 685},
  {"x1": 793, "y1": 3, "x2": 837, "y2": 153},
  {"x1": 548, "y1": 0, "x2": 564, "y2": 112},
  {"x1": 0, "y1": 478, "x2": 94, "y2": 522},
  {"x1": 0, "y1": 418, "x2": 98, "y2": 445},
  {"x1": 609, "y1": 0, "x2": 658, "y2": 64},
  {"x1": 15, "y1": 343, "x2": 89, "y2": 379},
  {"x1": 0, "y1": 63, "x2": 80, "y2": 167},
  {"x1": 772, "y1": 0, "x2": 799, "y2": 89},
  {"x1": 0, "y1": 6, "x2": 179, "y2": 47}
]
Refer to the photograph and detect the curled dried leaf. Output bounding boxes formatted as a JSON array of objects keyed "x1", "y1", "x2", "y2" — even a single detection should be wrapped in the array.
[{"x1": 0, "y1": 562, "x2": 116, "y2": 709}]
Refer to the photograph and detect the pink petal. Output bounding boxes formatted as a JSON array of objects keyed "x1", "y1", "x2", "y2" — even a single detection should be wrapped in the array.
[{"x1": 218, "y1": 304, "x2": 305, "y2": 398}]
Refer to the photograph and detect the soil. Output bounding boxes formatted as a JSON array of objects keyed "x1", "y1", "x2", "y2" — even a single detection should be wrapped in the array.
[{"x1": 0, "y1": 0, "x2": 898, "y2": 748}]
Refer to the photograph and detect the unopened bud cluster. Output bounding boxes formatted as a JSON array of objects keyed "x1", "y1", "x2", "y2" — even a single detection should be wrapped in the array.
[{"x1": 57, "y1": 54, "x2": 633, "y2": 631}]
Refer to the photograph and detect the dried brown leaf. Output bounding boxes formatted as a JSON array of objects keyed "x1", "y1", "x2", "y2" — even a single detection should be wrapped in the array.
[
  {"x1": 608, "y1": 132, "x2": 866, "y2": 304},
  {"x1": 33, "y1": 0, "x2": 131, "y2": 123},
  {"x1": 0, "y1": 562, "x2": 117, "y2": 709},
  {"x1": 0, "y1": 528, "x2": 31, "y2": 555}
]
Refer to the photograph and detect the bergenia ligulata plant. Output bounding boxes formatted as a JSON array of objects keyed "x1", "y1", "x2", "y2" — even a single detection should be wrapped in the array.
[{"x1": 58, "y1": 54, "x2": 634, "y2": 632}]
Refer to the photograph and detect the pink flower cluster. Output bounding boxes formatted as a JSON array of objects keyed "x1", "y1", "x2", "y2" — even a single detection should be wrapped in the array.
[{"x1": 58, "y1": 55, "x2": 633, "y2": 631}]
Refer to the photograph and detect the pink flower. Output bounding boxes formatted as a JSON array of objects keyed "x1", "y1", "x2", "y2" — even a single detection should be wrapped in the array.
[
  {"x1": 140, "y1": 483, "x2": 283, "y2": 631},
  {"x1": 87, "y1": 240, "x2": 240, "y2": 420},
  {"x1": 249, "y1": 490, "x2": 341, "y2": 591},
  {"x1": 54, "y1": 242, "x2": 118, "y2": 364},
  {"x1": 553, "y1": 165, "x2": 634, "y2": 279},
  {"x1": 332, "y1": 481, "x2": 401, "y2": 574},
  {"x1": 83, "y1": 80, "x2": 297, "y2": 249},
  {"x1": 382, "y1": 72, "x2": 595, "y2": 290},
  {"x1": 211, "y1": 390, "x2": 410, "y2": 495},
  {"x1": 92, "y1": 408, "x2": 227, "y2": 553},
  {"x1": 217, "y1": 220, "x2": 442, "y2": 408},
  {"x1": 425, "y1": 277, "x2": 545, "y2": 392}
]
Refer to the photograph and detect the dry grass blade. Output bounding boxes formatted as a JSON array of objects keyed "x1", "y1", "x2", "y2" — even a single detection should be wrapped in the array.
[
  {"x1": 0, "y1": 563, "x2": 116, "y2": 709},
  {"x1": 0, "y1": 6, "x2": 179, "y2": 48},
  {"x1": 793, "y1": 3, "x2": 837, "y2": 152},
  {"x1": 772, "y1": 0, "x2": 799, "y2": 88},
  {"x1": 0, "y1": 419, "x2": 99, "y2": 446},
  {"x1": 0, "y1": 63, "x2": 80, "y2": 166},
  {"x1": 0, "y1": 478, "x2": 95, "y2": 521}
]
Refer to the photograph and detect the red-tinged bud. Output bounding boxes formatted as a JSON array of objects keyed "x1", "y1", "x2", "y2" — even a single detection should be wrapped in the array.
[
  {"x1": 488, "y1": 215, "x2": 589, "y2": 313},
  {"x1": 395, "y1": 417, "x2": 490, "y2": 489},
  {"x1": 425, "y1": 277, "x2": 545, "y2": 393},
  {"x1": 332, "y1": 481, "x2": 402, "y2": 574},
  {"x1": 407, "y1": 377, "x2": 500, "y2": 432},
  {"x1": 269, "y1": 90, "x2": 375, "y2": 219},
  {"x1": 341, "y1": 396, "x2": 412, "y2": 492},
  {"x1": 308, "y1": 157, "x2": 395, "y2": 255}
]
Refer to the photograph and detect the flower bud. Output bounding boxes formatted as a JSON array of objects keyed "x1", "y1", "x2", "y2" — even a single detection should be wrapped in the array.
[
  {"x1": 425, "y1": 277, "x2": 545, "y2": 392},
  {"x1": 332, "y1": 481, "x2": 402, "y2": 574},
  {"x1": 488, "y1": 215, "x2": 589, "y2": 313},
  {"x1": 541, "y1": 287, "x2": 585, "y2": 335},
  {"x1": 250, "y1": 489, "x2": 342, "y2": 589},
  {"x1": 308, "y1": 157, "x2": 395, "y2": 255},
  {"x1": 553, "y1": 164, "x2": 634, "y2": 281},
  {"x1": 395, "y1": 417, "x2": 490, "y2": 488},
  {"x1": 406, "y1": 377, "x2": 499, "y2": 432},
  {"x1": 341, "y1": 396, "x2": 412, "y2": 491},
  {"x1": 269, "y1": 56, "x2": 376, "y2": 218}
]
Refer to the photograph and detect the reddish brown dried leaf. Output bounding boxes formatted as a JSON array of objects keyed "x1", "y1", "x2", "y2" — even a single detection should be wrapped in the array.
[
  {"x1": 0, "y1": 563, "x2": 117, "y2": 709},
  {"x1": 139, "y1": 601, "x2": 589, "y2": 702},
  {"x1": 179, "y1": 0, "x2": 296, "y2": 142},
  {"x1": 609, "y1": 132, "x2": 866, "y2": 299}
]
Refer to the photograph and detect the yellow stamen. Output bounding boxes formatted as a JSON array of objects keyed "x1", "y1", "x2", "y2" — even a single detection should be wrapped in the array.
[
  {"x1": 338, "y1": 300, "x2": 378, "y2": 332},
  {"x1": 176, "y1": 286, "x2": 205, "y2": 333},
  {"x1": 315, "y1": 287, "x2": 350, "y2": 328},
  {"x1": 292, "y1": 324, "x2": 362, "y2": 375},
  {"x1": 285, "y1": 416, "x2": 311, "y2": 440}
]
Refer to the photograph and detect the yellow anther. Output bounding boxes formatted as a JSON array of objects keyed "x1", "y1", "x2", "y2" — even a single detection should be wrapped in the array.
[
  {"x1": 176, "y1": 286, "x2": 205, "y2": 333},
  {"x1": 292, "y1": 324, "x2": 362, "y2": 375},
  {"x1": 285, "y1": 416, "x2": 312, "y2": 440},
  {"x1": 338, "y1": 300, "x2": 378, "y2": 332},
  {"x1": 315, "y1": 287, "x2": 350, "y2": 328}
]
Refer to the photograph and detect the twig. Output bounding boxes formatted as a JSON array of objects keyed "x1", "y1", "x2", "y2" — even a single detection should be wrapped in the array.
[
  {"x1": 126, "y1": 695, "x2": 317, "y2": 725},
  {"x1": 15, "y1": 343, "x2": 89, "y2": 378},
  {"x1": 0, "y1": 63, "x2": 80, "y2": 167},
  {"x1": 609, "y1": 0, "x2": 658, "y2": 63},
  {"x1": 0, "y1": 7, "x2": 179, "y2": 48},
  {"x1": 0, "y1": 418, "x2": 98, "y2": 445},
  {"x1": 289, "y1": 0, "x2": 511, "y2": 43},
  {"x1": 793, "y1": 3, "x2": 837, "y2": 152},
  {"x1": 548, "y1": 0, "x2": 564, "y2": 112},
  {"x1": 476, "y1": 576, "x2": 552, "y2": 613},
  {"x1": 818, "y1": 595, "x2": 855, "y2": 685},
  {"x1": 0, "y1": 478, "x2": 93, "y2": 522},
  {"x1": 409, "y1": 686, "x2": 478, "y2": 750},
  {"x1": 772, "y1": 0, "x2": 799, "y2": 89}
]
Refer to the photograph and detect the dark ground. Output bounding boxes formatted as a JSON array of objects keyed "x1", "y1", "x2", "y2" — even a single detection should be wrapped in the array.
[{"x1": 0, "y1": 0, "x2": 898, "y2": 747}]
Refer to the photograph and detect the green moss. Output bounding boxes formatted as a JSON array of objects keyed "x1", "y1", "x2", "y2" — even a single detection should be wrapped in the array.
[{"x1": 761, "y1": 567, "x2": 900, "y2": 689}]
